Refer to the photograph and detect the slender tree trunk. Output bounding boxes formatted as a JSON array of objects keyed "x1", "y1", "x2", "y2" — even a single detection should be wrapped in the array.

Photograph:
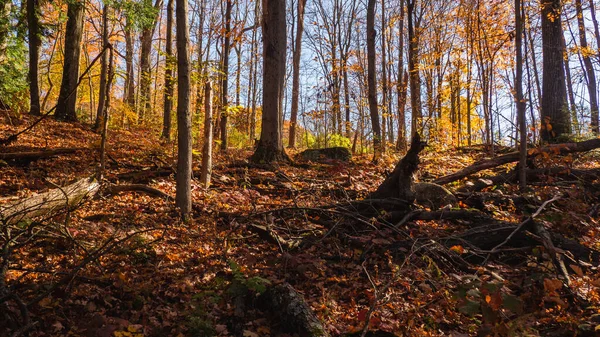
[
  {"x1": 175, "y1": 0, "x2": 192, "y2": 218},
  {"x1": 139, "y1": 0, "x2": 163, "y2": 122},
  {"x1": 540, "y1": 0, "x2": 570, "y2": 141},
  {"x1": 367, "y1": 0, "x2": 382, "y2": 159},
  {"x1": 220, "y1": 0, "x2": 232, "y2": 151},
  {"x1": 250, "y1": 0, "x2": 288, "y2": 163},
  {"x1": 288, "y1": 0, "x2": 307, "y2": 148},
  {"x1": 515, "y1": 0, "x2": 527, "y2": 190},
  {"x1": 575, "y1": 0, "x2": 599, "y2": 133},
  {"x1": 162, "y1": 0, "x2": 174, "y2": 140},
  {"x1": 55, "y1": 0, "x2": 84, "y2": 122},
  {"x1": 94, "y1": 5, "x2": 109, "y2": 131},
  {"x1": 27, "y1": 0, "x2": 40, "y2": 115},
  {"x1": 194, "y1": 0, "x2": 206, "y2": 121},
  {"x1": 380, "y1": 0, "x2": 388, "y2": 152},
  {"x1": 588, "y1": 0, "x2": 600, "y2": 55},
  {"x1": 562, "y1": 34, "x2": 579, "y2": 135},
  {"x1": 200, "y1": 82, "x2": 213, "y2": 187},
  {"x1": 396, "y1": 1, "x2": 407, "y2": 151},
  {"x1": 124, "y1": 17, "x2": 136, "y2": 114},
  {"x1": 407, "y1": 0, "x2": 421, "y2": 136}
]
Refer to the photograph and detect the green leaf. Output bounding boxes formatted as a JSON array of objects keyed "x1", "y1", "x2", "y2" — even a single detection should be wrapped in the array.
[
  {"x1": 458, "y1": 300, "x2": 480, "y2": 316},
  {"x1": 502, "y1": 294, "x2": 523, "y2": 314}
]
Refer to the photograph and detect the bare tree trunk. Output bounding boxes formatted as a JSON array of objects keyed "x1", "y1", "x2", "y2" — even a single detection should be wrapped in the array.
[
  {"x1": 220, "y1": 0, "x2": 232, "y2": 151},
  {"x1": 124, "y1": 17, "x2": 136, "y2": 115},
  {"x1": 515, "y1": 0, "x2": 527, "y2": 190},
  {"x1": 54, "y1": 0, "x2": 84, "y2": 122},
  {"x1": 575, "y1": 0, "x2": 599, "y2": 134},
  {"x1": 367, "y1": 0, "x2": 382, "y2": 159},
  {"x1": 94, "y1": 5, "x2": 109, "y2": 131},
  {"x1": 396, "y1": 1, "x2": 407, "y2": 151},
  {"x1": 176, "y1": 0, "x2": 192, "y2": 218},
  {"x1": 250, "y1": 0, "x2": 288, "y2": 163},
  {"x1": 407, "y1": 0, "x2": 421, "y2": 136},
  {"x1": 540, "y1": 0, "x2": 570, "y2": 141},
  {"x1": 139, "y1": 0, "x2": 163, "y2": 122},
  {"x1": 27, "y1": 0, "x2": 40, "y2": 116},
  {"x1": 380, "y1": 0, "x2": 388, "y2": 152},
  {"x1": 194, "y1": 0, "x2": 206, "y2": 121},
  {"x1": 288, "y1": 0, "x2": 307, "y2": 148},
  {"x1": 200, "y1": 82, "x2": 213, "y2": 188},
  {"x1": 162, "y1": 0, "x2": 174, "y2": 140}
]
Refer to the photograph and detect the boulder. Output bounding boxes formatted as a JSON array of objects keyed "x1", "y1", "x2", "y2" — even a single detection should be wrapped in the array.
[{"x1": 413, "y1": 182, "x2": 457, "y2": 210}]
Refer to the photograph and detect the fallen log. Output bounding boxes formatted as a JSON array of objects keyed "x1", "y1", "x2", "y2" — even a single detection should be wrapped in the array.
[
  {"x1": 0, "y1": 148, "x2": 85, "y2": 163},
  {"x1": 259, "y1": 283, "x2": 330, "y2": 337},
  {"x1": 434, "y1": 138, "x2": 600, "y2": 185},
  {"x1": 0, "y1": 177, "x2": 100, "y2": 224}
]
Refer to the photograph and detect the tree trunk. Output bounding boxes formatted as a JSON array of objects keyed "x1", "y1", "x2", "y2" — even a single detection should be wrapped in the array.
[
  {"x1": 288, "y1": 0, "x2": 307, "y2": 148},
  {"x1": 176, "y1": 0, "x2": 192, "y2": 218},
  {"x1": 219, "y1": 0, "x2": 232, "y2": 151},
  {"x1": 162, "y1": 0, "x2": 174, "y2": 140},
  {"x1": 54, "y1": 0, "x2": 84, "y2": 122},
  {"x1": 94, "y1": 5, "x2": 109, "y2": 131},
  {"x1": 124, "y1": 17, "x2": 136, "y2": 116},
  {"x1": 138, "y1": 0, "x2": 163, "y2": 122},
  {"x1": 366, "y1": 0, "x2": 382, "y2": 160},
  {"x1": 250, "y1": 0, "x2": 289, "y2": 164},
  {"x1": 200, "y1": 82, "x2": 213, "y2": 188},
  {"x1": 515, "y1": 0, "x2": 527, "y2": 191},
  {"x1": 27, "y1": 0, "x2": 40, "y2": 116},
  {"x1": 540, "y1": 0, "x2": 570, "y2": 141},
  {"x1": 407, "y1": 0, "x2": 421, "y2": 136},
  {"x1": 575, "y1": 0, "x2": 599, "y2": 134},
  {"x1": 194, "y1": 0, "x2": 206, "y2": 124}
]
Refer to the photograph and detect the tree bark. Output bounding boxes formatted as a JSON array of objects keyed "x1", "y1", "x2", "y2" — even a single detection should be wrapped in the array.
[
  {"x1": 54, "y1": 0, "x2": 84, "y2": 122},
  {"x1": 220, "y1": 0, "x2": 233, "y2": 151},
  {"x1": 540, "y1": 0, "x2": 570, "y2": 141},
  {"x1": 162, "y1": 0, "x2": 174, "y2": 140},
  {"x1": 124, "y1": 17, "x2": 136, "y2": 115},
  {"x1": 367, "y1": 0, "x2": 382, "y2": 160},
  {"x1": 176, "y1": 0, "x2": 192, "y2": 218},
  {"x1": 27, "y1": 0, "x2": 40, "y2": 116},
  {"x1": 250, "y1": 0, "x2": 289, "y2": 164},
  {"x1": 200, "y1": 82, "x2": 213, "y2": 188},
  {"x1": 575, "y1": 0, "x2": 599, "y2": 134},
  {"x1": 407, "y1": 0, "x2": 421, "y2": 136},
  {"x1": 94, "y1": 5, "x2": 109, "y2": 131},
  {"x1": 515, "y1": 0, "x2": 527, "y2": 190},
  {"x1": 138, "y1": 0, "x2": 163, "y2": 121},
  {"x1": 288, "y1": 0, "x2": 307, "y2": 148}
]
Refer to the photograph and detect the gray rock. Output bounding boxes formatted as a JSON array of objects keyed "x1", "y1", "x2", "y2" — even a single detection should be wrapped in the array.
[{"x1": 413, "y1": 182, "x2": 457, "y2": 210}]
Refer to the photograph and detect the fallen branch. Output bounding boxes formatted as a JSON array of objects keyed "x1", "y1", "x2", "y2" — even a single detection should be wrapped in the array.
[
  {"x1": 259, "y1": 283, "x2": 329, "y2": 337},
  {"x1": 434, "y1": 138, "x2": 600, "y2": 185},
  {"x1": 0, "y1": 148, "x2": 85, "y2": 162}
]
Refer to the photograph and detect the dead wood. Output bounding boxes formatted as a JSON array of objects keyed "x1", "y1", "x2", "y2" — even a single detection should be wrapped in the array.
[
  {"x1": 259, "y1": 282, "x2": 330, "y2": 337},
  {"x1": 434, "y1": 138, "x2": 600, "y2": 185},
  {"x1": 0, "y1": 148, "x2": 85, "y2": 163},
  {"x1": 0, "y1": 177, "x2": 100, "y2": 224},
  {"x1": 368, "y1": 133, "x2": 426, "y2": 202},
  {"x1": 103, "y1": 184, "x2": 173, "y2": 200}
]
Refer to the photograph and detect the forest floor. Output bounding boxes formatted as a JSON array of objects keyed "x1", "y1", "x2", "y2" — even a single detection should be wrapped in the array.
[{"x1": 1, "y1": 116, "x2": 600, "y2": 337}]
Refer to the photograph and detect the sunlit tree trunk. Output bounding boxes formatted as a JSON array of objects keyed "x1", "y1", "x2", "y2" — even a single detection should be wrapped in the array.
[
  {"x1": 540, "y1": 0, "x2": 570, "y2": 141},
  {"x1": 161, "y1": 0, "x2": 174, "y2": 140},
  {"x1": 175, "y1": 0, "x2": 192, "y2": 218},
  {"x1": 194, "y1": 0, "x2": 206, "y2": 122},
  {"x1": 380, "y1": 0, "x2": 388, "y2": 152},
  {"x1": 55, "y1": 0, "x2": 84, "y2": 122},
  {"x1": 575, "y1": 0, "x2": 599, "y2": 134},
  {"x1": 27, "y1": 0, "x2": 40, "y2": 116},
  {"x1": 139, "y1": 0, "x2": 163, "y2": 121},
  {"x1": 94, "y1": 5, "x2": 109, "y2": 131},
  {"x1": 219, "y1": 0, "x2": 232, "y2": 151},
  {"x1": 367, "y1": 0, "x2": 382, "y2": 159},
  {"x1": 250, "y1": 0, "x2": 288, "y2": 163},
  {"x1": 200, "y1": 82, "x2": 213, "y2": 188},
  {"x1": 288, "y1": 0, "x2": 307, "y2": 148}
]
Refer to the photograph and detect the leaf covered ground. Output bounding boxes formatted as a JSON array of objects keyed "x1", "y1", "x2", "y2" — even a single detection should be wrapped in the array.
[{"x1": 1, "y1": 117, "x2": 600, "y2": 337}]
